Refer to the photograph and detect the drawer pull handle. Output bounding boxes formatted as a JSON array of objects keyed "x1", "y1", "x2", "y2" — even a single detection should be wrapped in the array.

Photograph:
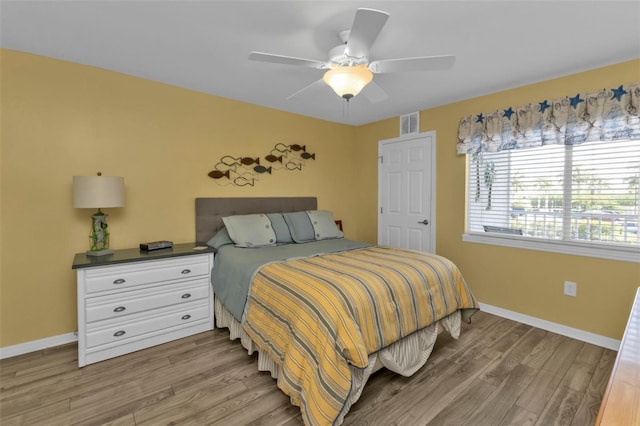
[
  {"x1": 113, "y1": 330, "x2": 126, "y2": 337},
  {"x1": 113, "y1": 306, "x2": 126, "y2": 313},
  {"x1": 181, "y1": 293, "x2": 191, "y2": 299},
  {"x1": 181, "y1": 269, "x2": 191, "y2": 274},
  {"x1": 181, "y1": 314, "x2": 191, "y2": 320},
  {"x1": 113, "y1": 278, "x2": 126, "y2": 284}
]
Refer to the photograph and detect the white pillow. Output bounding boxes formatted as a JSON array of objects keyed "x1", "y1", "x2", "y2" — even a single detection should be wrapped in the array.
[
  {"x1": 306, "y1": 210, "x2": 344, "y2": 240},
  {"x1": 222, "y1": 214, "x2": 276, "y2": 247}
]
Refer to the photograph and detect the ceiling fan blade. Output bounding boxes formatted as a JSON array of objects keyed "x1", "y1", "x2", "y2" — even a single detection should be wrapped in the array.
[
  {"x1": 362, "y1": 80, "x2": 388, "y2": 103},
  {"x1": 248, "y1": 52, "x2": 329, "y2": 69},
  {"x1": 345, "y1": 8, "x2": 389, "y2": 60},
  {"x1": 286, "y1": 79, "x2": 327, "y2": 100},
  {"x1": 369, "y1": 55, "x2": 455, "y2": 74}
]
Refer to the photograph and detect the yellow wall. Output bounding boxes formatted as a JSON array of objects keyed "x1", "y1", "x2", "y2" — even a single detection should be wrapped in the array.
[
  {"x1": 354, "y1": 59, "x2": 640, "y2": 340},
  {"x1": 1, "y1": 48, "x2": 638, "y2": 349},
  {"x1": 0, "y1": 49, "x2": 358, "y2": 347}
]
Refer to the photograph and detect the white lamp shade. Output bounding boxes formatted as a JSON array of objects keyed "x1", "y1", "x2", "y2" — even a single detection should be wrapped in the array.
[
  {"x1": 322, "y1": 65, "x2": 373, "y2": 99},
  {"x1": 73, "y1": 176, "x2": 125, "y2": 208}
]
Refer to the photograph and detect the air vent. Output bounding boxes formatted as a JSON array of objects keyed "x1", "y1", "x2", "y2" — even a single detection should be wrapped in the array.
[{"x1": 400, "y1": 112, "x2": 419, "y2": 136}]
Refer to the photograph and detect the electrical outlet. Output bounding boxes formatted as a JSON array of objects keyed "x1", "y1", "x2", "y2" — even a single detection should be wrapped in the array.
[{"x1": 564, "y1": 281, "x2": 577, "y2": 297}]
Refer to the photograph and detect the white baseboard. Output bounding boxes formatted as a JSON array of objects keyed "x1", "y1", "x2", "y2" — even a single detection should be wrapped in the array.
[
  {"x1": 0, "y1": 332, "x2": 78, "y2": 360},
  {"x1": 479, "y1": 302, "x2": 620, "y2": 351},
  {"x1": 0, "y1": 304, "x2": 621, "y2": 359}
]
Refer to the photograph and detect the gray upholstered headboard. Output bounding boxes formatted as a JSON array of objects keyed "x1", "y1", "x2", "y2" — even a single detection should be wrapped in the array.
[{"x1": 195, "y1": 197, "x2": 317, "y2": 243}]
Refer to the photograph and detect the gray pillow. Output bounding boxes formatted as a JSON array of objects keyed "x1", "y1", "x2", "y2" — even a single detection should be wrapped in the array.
[
  {"x1": 307, "y1": 210, "x2": 344, "y2": 240},
  {"x1": 267, "y1": 213, "x2": 293, "y2": 245},
  {"x1": 222, "y1": 214, "x2": 277, "y2": 247},
  {"x1": 206, "y1": 227, "x2": 234, "y2": 250},
  {"x1": 283, "y1": 211, "x2": 316, "y2": 243}
]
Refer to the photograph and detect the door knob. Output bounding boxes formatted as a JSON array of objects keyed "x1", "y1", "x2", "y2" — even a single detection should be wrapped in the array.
[{"x1": 418, "y1": 220, "x2": 429, "y2": 225}]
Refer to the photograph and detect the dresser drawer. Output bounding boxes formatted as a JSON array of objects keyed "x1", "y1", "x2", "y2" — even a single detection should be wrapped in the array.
[
  {"x1": 84, "y1": 256, "x2": 210, "y2": 294},
  {"x1": 86, "y1": 302, "x2": 210, "y2": 348},
  {"x1": 86, "y1": 281, "x2": 210, "y2": 323}
]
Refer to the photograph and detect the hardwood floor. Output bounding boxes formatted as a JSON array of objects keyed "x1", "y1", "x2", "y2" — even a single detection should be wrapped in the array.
[{"x1": 0, "y1": 311, "x2": 615, "y2": 425}]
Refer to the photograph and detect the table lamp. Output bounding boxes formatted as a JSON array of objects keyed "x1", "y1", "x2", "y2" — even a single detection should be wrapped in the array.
[{"x1": 73, "y1": 173, "x2": 125, "y2": 256}]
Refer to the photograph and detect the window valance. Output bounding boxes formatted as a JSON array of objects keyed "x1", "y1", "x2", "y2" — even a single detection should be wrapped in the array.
[{"x1": 456, "y1": 83, "x2": 640, "y2": 155}]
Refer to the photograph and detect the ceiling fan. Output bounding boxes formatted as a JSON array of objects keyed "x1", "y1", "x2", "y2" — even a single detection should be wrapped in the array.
[{"x1": 248, "y1": 8, "x2": 455, "y2": 102}]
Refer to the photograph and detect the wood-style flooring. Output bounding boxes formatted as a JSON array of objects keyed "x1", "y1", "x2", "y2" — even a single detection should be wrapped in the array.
[{"x1": 0, "y1": 311, "x2": 615, "y2": 425}]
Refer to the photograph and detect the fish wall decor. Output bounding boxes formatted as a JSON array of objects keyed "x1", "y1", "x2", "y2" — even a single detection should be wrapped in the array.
[{"x1": 208, "y1": 143, "x2": 315, "y2": 187}]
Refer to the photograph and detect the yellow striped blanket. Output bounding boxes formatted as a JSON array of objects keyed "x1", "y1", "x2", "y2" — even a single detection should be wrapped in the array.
[{"x1": 242, "y1": 246, "x2": 478, "y2": 426}]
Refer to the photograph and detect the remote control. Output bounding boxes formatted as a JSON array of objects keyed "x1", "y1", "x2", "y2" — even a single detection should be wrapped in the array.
[{"x1": 140, "y1": 240, "x2": 173, "y2": 251}]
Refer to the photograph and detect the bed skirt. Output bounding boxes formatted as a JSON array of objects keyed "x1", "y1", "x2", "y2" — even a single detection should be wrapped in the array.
[{"x1": 214, "y1": 297, "x2": 462, "y2": 425}]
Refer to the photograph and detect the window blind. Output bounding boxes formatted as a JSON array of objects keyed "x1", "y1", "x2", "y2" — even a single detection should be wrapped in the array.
[{"x1": 467, "y1": 139, "x2": 639, "y2": 246}]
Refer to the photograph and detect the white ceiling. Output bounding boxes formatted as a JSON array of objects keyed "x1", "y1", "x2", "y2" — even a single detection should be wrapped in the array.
[{"x1": 2, "y1": 1, "x2": 639, "y2": 126}]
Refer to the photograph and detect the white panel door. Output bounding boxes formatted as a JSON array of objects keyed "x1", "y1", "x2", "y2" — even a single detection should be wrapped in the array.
[{"x1": 378, "y1": 132, "x2": 435, "y2": 253}]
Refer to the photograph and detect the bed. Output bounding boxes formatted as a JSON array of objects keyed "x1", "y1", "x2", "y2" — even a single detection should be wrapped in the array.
[{"x1": 195, "y1": 197, "x2": 479, "y2": 426}]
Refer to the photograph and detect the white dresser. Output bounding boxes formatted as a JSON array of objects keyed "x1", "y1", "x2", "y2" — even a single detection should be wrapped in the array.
[{"x1": 72, "y1": 243, "x2": 215, "y2": 367}]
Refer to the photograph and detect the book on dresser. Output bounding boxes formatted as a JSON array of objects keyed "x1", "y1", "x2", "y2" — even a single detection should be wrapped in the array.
[{"x1": 72, "y1": 242, "x2": 215, "y2": 367}]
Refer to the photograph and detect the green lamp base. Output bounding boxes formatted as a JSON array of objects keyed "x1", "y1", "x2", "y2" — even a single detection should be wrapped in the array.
[{"x1": 87, "y1": 209, "x2": 112, "y2": 255}]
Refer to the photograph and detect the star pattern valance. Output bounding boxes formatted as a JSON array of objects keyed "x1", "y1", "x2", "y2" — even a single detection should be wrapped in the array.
[{"x1": 456, "y1": 83, "x2": 640, "y2": 155}]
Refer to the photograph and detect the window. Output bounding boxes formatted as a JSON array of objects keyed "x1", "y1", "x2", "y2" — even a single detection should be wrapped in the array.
[
  {"x1": 457, "y1": 83, "x2": 639, "y2": 261},
  {"x1": 465, "y1": 139, "x2": 640, "y2": 260}
]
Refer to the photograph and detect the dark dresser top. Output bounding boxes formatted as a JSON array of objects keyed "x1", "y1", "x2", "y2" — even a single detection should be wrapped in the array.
[{"x1": 72, "y1": 242, "x2": 214, "y2": 269}]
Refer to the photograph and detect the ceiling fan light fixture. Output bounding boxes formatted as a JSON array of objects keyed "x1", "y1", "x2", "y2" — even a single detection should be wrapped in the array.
[{"x1": 322, "y1": 65, "x2": 373, "y2": 100}]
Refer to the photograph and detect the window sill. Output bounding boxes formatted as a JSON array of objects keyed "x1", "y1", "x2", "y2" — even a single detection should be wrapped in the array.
[{"x1": 462, "y1": 232, "x2": 640, "y2": 263}]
